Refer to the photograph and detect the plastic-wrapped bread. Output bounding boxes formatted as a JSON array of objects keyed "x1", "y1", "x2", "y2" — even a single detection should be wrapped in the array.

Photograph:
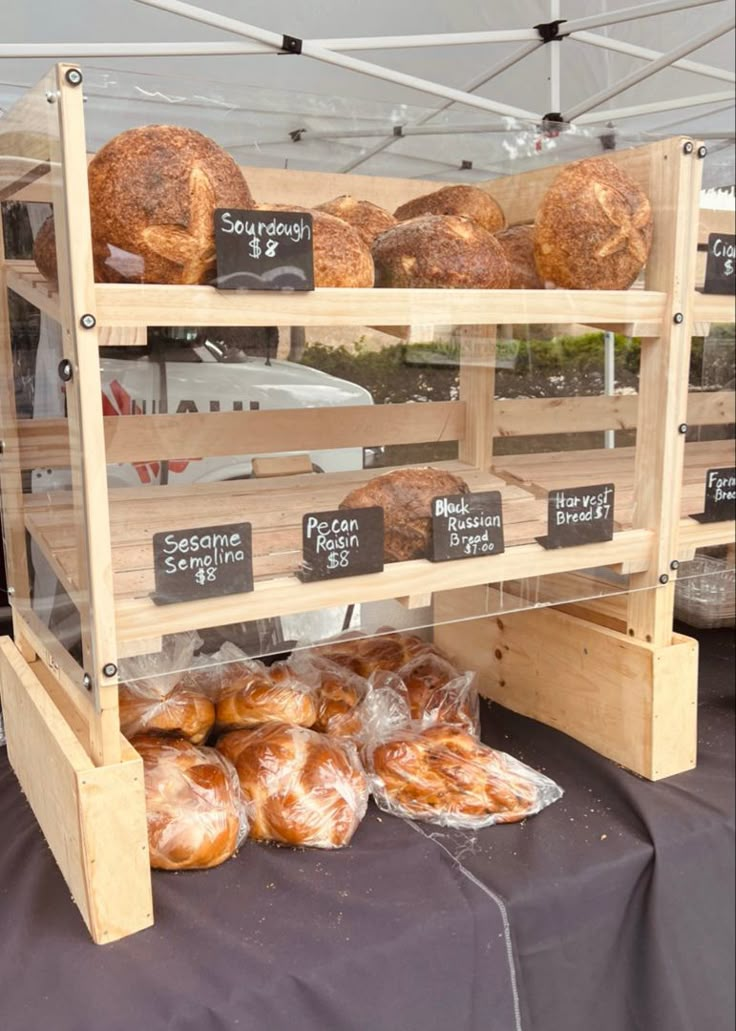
[
  {"x1": 396, "y1": 654, "x2": 480, "y2": 736},
  {"x1": 315, "y1": 195, "x2": 397, "y2": 246},
  {"x1": 534, "y1": 157, "x2": 653, "y2": 289},
  {"x1": 357, "y1": 683, "x2": 562, "y2": 828},
  {"x1": 134, "y1": 734, "x2": 249, "y2": 870},
  {"x1": 217, "y1": 723, "x2": 368, "y2": 848},
  {"x1": 215, "y1": 659, "x2": 318, "y2": 731},
  {"x1": 394, "y1": 184, "x2": 505, "y2": 234},
  {"x1": 340, "y1": 467, "x2": 471, "y2": 562},
  {"x1": 372, "y1": 215, "x2": 510, "y2": 289},
  {"x1": 88, "y1": 124, "x2": 253, "y2": 284}
]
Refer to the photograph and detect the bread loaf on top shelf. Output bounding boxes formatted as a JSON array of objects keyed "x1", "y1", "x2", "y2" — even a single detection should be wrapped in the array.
[{"x1": 394, "y1": 184, "x2": 505, "y2": 234}]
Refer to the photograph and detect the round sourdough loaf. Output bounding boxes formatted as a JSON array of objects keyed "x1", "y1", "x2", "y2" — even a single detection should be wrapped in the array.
[
  {"x1": 33, "y1": 215, "x2": 58, "y2": 284},
  {"x1": 316, "y1": 195, "x2": 397, "y2": 246},
  {"x1": 256, "y1": 203, "x2": 374, "y2": 286},
  {"x1": 372, "y1": 214, "x2": 510, "y2": 289},
  {"x1": 88, "y1": 124, "x2": 253, "y2": 284},
  {"x1": 495, "y1": 225, "x2": 543, "y2": 289},
  {"x1": 394, "y1": 184, "x2": 505, "y2": 233},
  {"x1": 534, "y1": 157, "x2": 653, "y2": 289}
]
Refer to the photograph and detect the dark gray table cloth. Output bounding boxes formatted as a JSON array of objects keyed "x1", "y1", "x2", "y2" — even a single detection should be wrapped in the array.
[{"x1": 0, "y1": 626, "x2": 733, "y2": 1031}]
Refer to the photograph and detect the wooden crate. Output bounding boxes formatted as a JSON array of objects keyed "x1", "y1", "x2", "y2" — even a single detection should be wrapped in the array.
[{"x1": 0, "y1": 64, "x2": 734, "y2": 940}]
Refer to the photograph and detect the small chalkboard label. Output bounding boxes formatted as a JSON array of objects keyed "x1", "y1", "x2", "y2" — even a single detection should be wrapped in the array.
[
  {"x1": 537, "y1": 484, "x2": 615, "y2": 550},
  {"x1": 300, "y1": 507, "x2": 384, "y2": 582},
  {"x1": 152, "y1": 522, "x2": 253, "y2": 604},
  {"x1": 692, "y1": 467, "x2": 736, "y2": 523},
  {"x1": 703, "y1": 233, "x2": 735, "y2": 295},
  {"x1": 431, "y1": 491, "x2": 505, "y2": 562},
  {"x1": 214, "y1": 208, "x2": 314, "y2": 291}
]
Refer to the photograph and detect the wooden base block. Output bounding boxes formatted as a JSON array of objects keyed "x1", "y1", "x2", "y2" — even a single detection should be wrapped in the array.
[
  {"x1": 433, "y1": 602, "x2": 698, "y2": 781},
  {"x1": 0, "y1": 637, "x2": 153, "y2": 944}
]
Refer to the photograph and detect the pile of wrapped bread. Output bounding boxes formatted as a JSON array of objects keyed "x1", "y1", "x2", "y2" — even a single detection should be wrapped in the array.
[
  {"x1": 119, "y1": 628, "x2": 562, "y2": 871},
  {"x1": 34, "y1": 123, "x2": 653, "y2": 292}
]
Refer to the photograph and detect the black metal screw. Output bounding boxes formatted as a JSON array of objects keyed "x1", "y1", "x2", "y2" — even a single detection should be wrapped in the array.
[
  {"x1": 697, "y1": 145, "x2": 707, "y2": 159},
  {"x1": 683, "y1": 141, "x2": 694, "y2": 154},
  {"x1": 670, "y1": 560, "x2": 680, "y2": 570},
  {"x1": 80, "y1": 313, "x2": 96, "y2": 329},
  {"x1": 82, "y1": 673, "x2": 92, "y2": 691},
  {"x1": 659, "y1": 574, "x2": 670, "y2": 585},
  {"x1": 673, "y1": 312, "x2": 684, "y2": 324},
  {"x1": 0, "y1": 440, "x2": 5, "y2": 455},
  {"x1": 678, "y1": 423, "x2": 688, "y2": 434},
  {"x1": 58, "y1": 359, "x2": 73, "y2": 382},
  {"x1": 102, "y1": 663, "x2": 118, "y2": 678},
  {"x1": 65, "y1": 68, "x2": 83, "y2": 87}
]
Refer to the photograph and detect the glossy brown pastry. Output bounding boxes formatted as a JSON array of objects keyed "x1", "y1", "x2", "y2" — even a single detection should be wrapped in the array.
[
  {"x1": 340, "y1": 467, "x2": 470, "y2": 562},
  {"x1": 495, "y1": 225, "x2": 543, "y2": 289},
  {"x1": 370, "y1": 724, "x2": 551, "y2": 825},
  {"x1": 88, "y1": 124, "x2": 253, "y2": 284},
  {"x1": 372, "y1": 215, "x2": 510, "y2": 289},
  {"x1": 316, "y1": 195, "x2": 397, "y2": 246},
  {"x1": 534, "y1": 157, "x2": 653, "y2": 289},
  {"x1": 118, "y1": 683, "x2": 215, "y2": 745},
  {"x1": 216, "y1": 662, "x2": 317, "y2": 731},
  {"x1": 134, "y1": 734, "x2": 245, "y2": 870},
  {"x1": 397, "y1": 653, "x2": 476, "y2": 731},
  {"x1": 217, "y1": 723, "x2": 368, "y2": 848},
  {"x1": 312, "y1": 670, "x2": 364, "y2": 735},
  {"x1": 394, "y1": 184, "x2": 505, "y2": 234},
  {"x1": 33, "y1": 215, "x2": 58, "y2": 284}
]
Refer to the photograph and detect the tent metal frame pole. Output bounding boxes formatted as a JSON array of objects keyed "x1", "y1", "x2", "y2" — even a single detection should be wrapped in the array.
[
  {"x1": 575, "y1": 89, "x2": 734, "y2": 124},
  {"x1": 0, "y1": 29, "x2": 544, "y2": 59},
  {"x1": 560, "y1": 0, "x2": 726, "y2": 36},
  {"x1": 550, "y1": 0, "x2": 561, "y2": 112},
  {"x1": 570, "y1": 30, "x2": 735, "y2": 84},
  {"x1": 564, "y1": 15, "x2": 735, "y2": 121},
  {"x1": 133, "y1": 0, "x2": 540, "y2": 121},
  {"x1": 339, "y1": 41, "x2": 542, "y2": 173}
]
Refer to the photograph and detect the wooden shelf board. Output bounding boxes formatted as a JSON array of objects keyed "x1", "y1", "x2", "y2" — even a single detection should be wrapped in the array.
[
  {"x1": 692, "y1": 291, "x2": 735, "y2": 330},
  {"x1": 93, "y1": 283, "x2": 667, "y2": 332},
  {"x1": 5, "y1": 262, "x2": 60, "y2": 322}
]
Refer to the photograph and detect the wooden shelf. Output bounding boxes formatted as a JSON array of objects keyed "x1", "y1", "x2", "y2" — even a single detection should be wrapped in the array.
[{"x1": 692, "y1": 290, "x2": 735, "y2": 332}]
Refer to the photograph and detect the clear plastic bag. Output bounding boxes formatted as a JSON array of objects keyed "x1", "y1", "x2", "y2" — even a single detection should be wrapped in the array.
[
  {"x1": 216, "y1": 723, "x2": 368, "y2": 849},
  {"x1": 118, "y1": 633, "x2": 216, "y2": 744},
  {"x1": 360, "y1": 683, "x2": 562, "y2": 830},
  {"x1": 215, "y1": 657, "x2": 318, "y2": 732},
  {"x1": 396, "y1": 653, "x2": 480, "y2": 736},
  {"x1": 133, "y1": 734, "x2": 250, "y2": 870}
]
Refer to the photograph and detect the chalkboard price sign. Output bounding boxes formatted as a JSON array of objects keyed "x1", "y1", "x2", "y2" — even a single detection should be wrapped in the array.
[
  {"x1": 703, "y1": 233, "x2": 735, "y2": 295},
  {"x1": 431, "y1": 490, "x2": 505, "y2": 562},
  {"x1": 537, "y1": 483, "x2": 615, "y2": 550},
  {"x1": 692, "y1": 467, "x2": 736, "y2": 523},
  {"x1": 300, "y1": 507, "x2": 384, "y2": 582},
  {"x1": 214, "y1": 208, "x2": 314, "y2": 291},
  {"x1": 152, "y1": 522, "x2": 253, "y2": 604}
]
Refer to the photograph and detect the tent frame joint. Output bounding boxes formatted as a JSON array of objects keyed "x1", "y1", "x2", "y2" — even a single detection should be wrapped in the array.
[
  {"x1": 534, "y1": 19, "x2": 567, "y2": 44},
  {"x1": 280, "y1": 34, "x2": 303, "y2": 55}
]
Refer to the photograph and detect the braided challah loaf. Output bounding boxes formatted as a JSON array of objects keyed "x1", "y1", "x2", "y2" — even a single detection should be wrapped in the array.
[
  {"x1": 370, "y1": 724, "x2": 562, "y2": 828},
  {"x1": 119, "y1": 682, "x2": 215, "y2": 744},
  {"x1": 134, "y1": 734, "x2": 247, "y2": 870},
  {"x1": 217, "y1": 723, "x2": 368, "y2": 848},
  {"x1": 216, "y1": 661, "x2": 317, "y2": 731}
]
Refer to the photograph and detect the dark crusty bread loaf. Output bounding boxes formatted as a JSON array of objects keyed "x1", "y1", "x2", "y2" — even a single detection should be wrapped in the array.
[
  {"x1": 394, "y1": 184, "x2": 505, "y2": 234},
  {"x1": 340, "y1": 467, "x2": 470, "y2": 562},
  {"x1": 372, "y1": 215, "x2": 510, "y2": 289},
  {"x1": 534, "y1": 157, "x2": 653, "y2": 290},
  {"x1": 495, "y1": 225, "x2": 543, "y2": 289},
  {"x1": 88, "y1": 125, "x2": 253, "y2": 284},
  {"x1": 33, "y1": 215, "x2": 58, "y2": 284},
  {"x1": 316, "y1": 195, "x2": 397, "y2": 247}
]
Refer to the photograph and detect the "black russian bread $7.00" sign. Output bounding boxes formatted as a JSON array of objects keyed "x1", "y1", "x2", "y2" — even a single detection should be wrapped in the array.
[{"x1": 431, "y1": 491, "x2": 505, "y2": 561}]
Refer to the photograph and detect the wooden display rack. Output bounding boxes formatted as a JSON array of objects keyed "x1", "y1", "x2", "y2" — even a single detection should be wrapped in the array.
[{"x1": 0, "y1": 65, "x2": 734, "y2": 943}]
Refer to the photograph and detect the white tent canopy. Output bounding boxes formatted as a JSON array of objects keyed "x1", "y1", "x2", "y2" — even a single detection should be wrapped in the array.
[{"x1": 0, "y1": 0, "x2": 734, "y2": 185}]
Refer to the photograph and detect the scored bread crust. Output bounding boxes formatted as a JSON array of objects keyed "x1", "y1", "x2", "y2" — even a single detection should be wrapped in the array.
[
  {"x1": 316, "y1": 194, "x2": 397, "y2": 247},
  {"x1": 534, "y1": 157, "x2": 653, "y2": 290},
  {"x1": 394, "y1": 184, "x2": 505, "y2": 234},
  {"x1": 372, "y1": 215, "x2": 510, "y2": 289},
  {"x1": 88, "y1": 124, "x2": 253, "y2": 284}
]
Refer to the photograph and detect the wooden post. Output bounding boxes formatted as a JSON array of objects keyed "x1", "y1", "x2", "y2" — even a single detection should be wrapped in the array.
[
  {"x1": 457, "y1": 326, "x2": 496, "y2": 471},
  {"x1": 626, "y1": 138, "x2": 703, "y2": 646},
  {"x1": 50, "y1": 65, "x2": 120, "y2": 764}
]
